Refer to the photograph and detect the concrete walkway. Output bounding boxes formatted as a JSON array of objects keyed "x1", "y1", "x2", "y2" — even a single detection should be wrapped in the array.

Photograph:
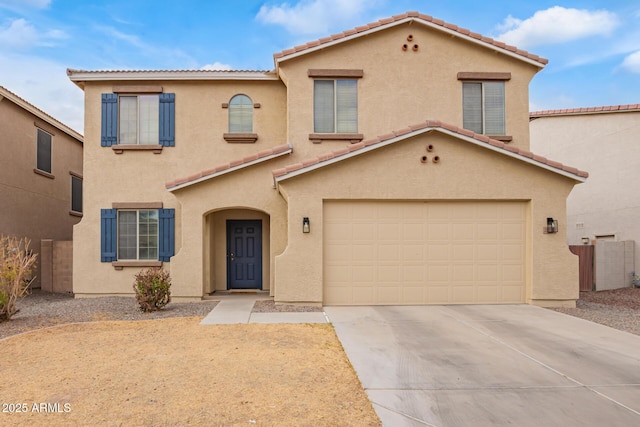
[{"x1": 199, "y1": 294, "x2": 328, "y2": 324}]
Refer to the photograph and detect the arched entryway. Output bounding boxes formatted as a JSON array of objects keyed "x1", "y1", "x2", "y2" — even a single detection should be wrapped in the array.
[{"x1": 203, "y1": 208, "x2": 270, "y2": 295}]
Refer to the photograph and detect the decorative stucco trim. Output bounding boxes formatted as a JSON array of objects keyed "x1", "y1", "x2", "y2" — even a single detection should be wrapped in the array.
[
  {"x1": 309, "y1": 133, "x2": 364, "y2": 144},
  {"x1": 308, "y1": 69, "x2": 364, "y2": 78},
  {"x1": 112, "y1": 202, "x2": 163, "y2": 209},
  {"x1": 112, "y1": 85, "x2": 163, "y2": 93},
  {"x1": 273, "y1": 120, "x2": 587, "y2": 186},
  {"x1": 457, "y1": 72, "x2": 512, "y2": 81},
  {"x1": 166, "y1": 143, "x2": 293, "y2": 192},
  {"x1": 112, "y1": 260, "x2": 162, "y2": 270},
  {"x1": 33, "y1": 168, "x2": 54, "y2": 179},
  {"x1": 223, "y1": 133, "x2": 259, "y2": 143},
  {"x1": 112, "y1": 144, "x2": 163, "y2": 154},
  {"x1": 274, "y1": 12, "x2": 547, "y2": 68}
]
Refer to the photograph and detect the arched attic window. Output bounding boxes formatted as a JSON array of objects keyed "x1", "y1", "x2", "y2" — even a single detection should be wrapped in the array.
[{"x1": 229, "y1": 94, "x2": 253, "y2": 133}]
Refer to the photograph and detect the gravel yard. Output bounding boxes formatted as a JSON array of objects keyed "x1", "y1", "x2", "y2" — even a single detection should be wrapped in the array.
[{"x1": 550, "y1": 288, "x2": 640, "y2": 336}]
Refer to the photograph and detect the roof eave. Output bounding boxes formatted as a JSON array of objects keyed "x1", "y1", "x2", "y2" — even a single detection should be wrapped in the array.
[
  {"x1": 167, "y1": 145, "x2": 293, "y2": 192},
  {"x1": 274, "y1": 127, "x2": 586, "y2": 186},
  {"x1": 66, "y1": 69, "x2": 279, "y2": 84}
]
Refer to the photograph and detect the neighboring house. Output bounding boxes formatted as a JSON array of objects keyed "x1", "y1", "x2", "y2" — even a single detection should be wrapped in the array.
[
  {"x1": 0, "y1": 85, "x2": 84, "y2": 288},
  {"x1": 530, "y1": 104, "x2": 640, "y2": 281},
  {"x1": 67, "y1": 11, "x2": 587, "y2": 307}
]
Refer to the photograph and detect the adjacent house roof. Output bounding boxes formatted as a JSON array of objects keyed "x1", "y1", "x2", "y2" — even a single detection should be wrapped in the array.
[
  {"x1": 166, "y1": 144, "x2": 293, "y2": 192},
  {"x1": 274, "y1": 11, "x2": 548, "y2": 68},
  {"x1": 530, "y1": 104, "x2": 640, "y2": 118},
  {"x1": 0, "y1": 85, "x2": 83, "y2": 142},
  {"x1": 272, "y1": 120, "x2": 588, "y2": 185}
]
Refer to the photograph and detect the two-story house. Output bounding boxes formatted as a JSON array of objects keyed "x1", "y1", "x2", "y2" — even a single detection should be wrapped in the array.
[
  {"x1": 0, "y1": 85, "x2": 83, "y2": 290},
  {"x1": 68, "y1": 12, "x2": 586, "y2": 307}
]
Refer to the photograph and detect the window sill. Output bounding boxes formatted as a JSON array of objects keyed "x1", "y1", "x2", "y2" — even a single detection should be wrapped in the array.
[
  {"x1": 112, "y1": 260, "x2": 163, "y2": 270},
  {"x1": 112, "y1": 145, "x2": 163, "y2": 154},
  {"x1": 33, "y1": 168, "x2": 55, "y2": 179},
  {"x1": 223, "y1": 133, "x2": 258, "y2": 143},
  {"x1": 69, "y1": 210, "x2": 83, "y2": 217},
  {"x1": 308, "y1": 133, "x2": 364, "y2": 144},
  {"x1": 488, "y1": 135, "x2": 513, "y2": 143}
]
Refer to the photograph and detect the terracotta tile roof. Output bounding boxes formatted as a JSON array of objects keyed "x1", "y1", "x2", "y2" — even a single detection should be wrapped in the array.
[
  {"x1": 67, "y1": 68, "x2": 273, "y2": 75},
  {"x1": 530, "y1": 104, "x2": 640, "y2": 118},
  {"x1": 166, "y1": 143, "x2": 293, "y2": 191},
  {"x1": 272, "y1": 120, "x2": 588, "y2": 183},
  {"x1": 273, "y1": 11, "x2": 548, "y2": 67},
  {"x1": 0, "y1": 85, "x2": 83, "y2": 141}
]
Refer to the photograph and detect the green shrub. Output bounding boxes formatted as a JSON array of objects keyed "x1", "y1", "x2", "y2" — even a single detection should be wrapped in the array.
[
  {"x1": 0, "y1": 235, "x2": 38, "y2": 321},
  {"x1": 133, "y1": 267, "x2": 171, "y2": 312}
]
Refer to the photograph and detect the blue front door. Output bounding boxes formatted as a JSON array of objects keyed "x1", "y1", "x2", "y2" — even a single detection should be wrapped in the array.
[{"x1": 227, "y1": 220, "x2": 262, "y2": 289}]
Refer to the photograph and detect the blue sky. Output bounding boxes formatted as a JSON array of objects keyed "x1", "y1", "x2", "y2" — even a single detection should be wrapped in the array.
[{"x1": 0, "y1": 0, "x2": 638, "y2": 133}]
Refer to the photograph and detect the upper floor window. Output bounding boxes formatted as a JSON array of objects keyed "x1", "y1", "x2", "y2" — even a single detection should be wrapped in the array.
[
  {"x1": 36, "y1": 128, "x2": 52, "y2": 174},
  {"x1": 229, "y1": 94, "x2": 253, "y2": 133},
  {"x1": 101, "y1": 92, "x2": 175, "y2": 149},
  {"x1": 462, "y1": 81, "x2": 505, "y2": 135},
  {"x1": 71, "y1": 174, "x2": 83, "y2": 214},
  {"x1": 119, "y1": 95, "x2": 159, "y2": 145},
  {"x1": 314, "y1": 79, "x2": 357, "y2": 134}
]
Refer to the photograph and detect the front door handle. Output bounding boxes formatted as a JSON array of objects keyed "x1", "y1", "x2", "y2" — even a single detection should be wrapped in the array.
[{"x1": 229, "y1": 252, "x2": 235, "y2": 262}]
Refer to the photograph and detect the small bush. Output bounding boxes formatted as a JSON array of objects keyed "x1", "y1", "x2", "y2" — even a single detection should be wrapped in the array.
[
  {"x1": 0, "y1": 235, "x2": 38, "y2": 321},
  {"x1": 133, "y1": 267, "x2": 171, "y2": 312}
]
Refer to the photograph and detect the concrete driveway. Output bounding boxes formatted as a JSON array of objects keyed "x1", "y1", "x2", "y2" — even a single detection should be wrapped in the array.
[{"x1": 324, "y1": 305, "x2": 640, "y2": 427}]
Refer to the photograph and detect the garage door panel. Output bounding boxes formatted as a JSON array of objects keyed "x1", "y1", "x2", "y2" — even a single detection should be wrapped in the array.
[{"x1": 324, "y1": 201, "x2": 525, "y2": 305}]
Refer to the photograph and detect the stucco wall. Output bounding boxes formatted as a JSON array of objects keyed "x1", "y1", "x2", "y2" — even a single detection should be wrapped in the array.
[
  {"x1": 275, "y1": 132, "x2": 579, "y2": 306},
  {"x1": 0, "y1": 95, "x2": 82, "y2": 287},
  {"x1": 73, "y1": 80, "x2": 287, "y2": 297},
  {"x1": 277, "y1": 21, "x2": 539, "y2": 157},
  {"x1": 530, "y1": 111, "x2": 639, "y2": 271}
]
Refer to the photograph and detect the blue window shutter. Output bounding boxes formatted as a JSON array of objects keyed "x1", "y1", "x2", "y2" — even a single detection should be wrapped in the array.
[
  {"x1": 159, "y1": 208, "x2": 175, "y2": 261},
  {"x1": 100, "y1": 209, "x2": 117, "y2": 262},
  {"x1": 159, "y1": 93, "x2": 175, "y2": 147},
  {"x1": 101, "y1": 94, "x2": 118, "y2": 147}
]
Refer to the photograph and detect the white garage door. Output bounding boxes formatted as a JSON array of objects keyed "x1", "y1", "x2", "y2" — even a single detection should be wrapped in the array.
[{"x1": 323, "y1": 201, "x2": 525, "y2": 305}]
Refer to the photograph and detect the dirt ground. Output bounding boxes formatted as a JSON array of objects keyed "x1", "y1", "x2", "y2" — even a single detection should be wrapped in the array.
[{"x1": 0, "y1": 318, "x2": 380, "y2": 426}]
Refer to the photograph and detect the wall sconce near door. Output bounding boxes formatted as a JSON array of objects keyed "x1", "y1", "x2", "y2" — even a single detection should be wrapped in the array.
[
  {"x1": 545, "y1": 217, "x2": 559, "y2": 234},
  {"x1": 581, "y1": 237, "x2": 590, "y2": 245},
  {"x1": 303, "y1": 217, "x2": 310, "y2": 233}
]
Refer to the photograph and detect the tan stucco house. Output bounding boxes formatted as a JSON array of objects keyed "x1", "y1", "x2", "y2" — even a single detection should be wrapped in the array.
[
  {"x1": 531, "y1": 104, "x2": 640, "y2": 286},
  {"x1": 68, "y1": 11, "x2": 587, "y2": 307},
  {"x1": 0, "y1": 85, "x2": 83, "y2": 288}
]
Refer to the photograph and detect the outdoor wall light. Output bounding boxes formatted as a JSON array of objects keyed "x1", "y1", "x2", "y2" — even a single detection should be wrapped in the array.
[
  {"x1": 582, "y1": 237, "x2": 590, "y2": 245},
  {"x1": 303, "y1": 217, "x2": 310, "y2": 233},
  {"x1": 545, "y1": 217, "x2": 559, "y2": 234}
]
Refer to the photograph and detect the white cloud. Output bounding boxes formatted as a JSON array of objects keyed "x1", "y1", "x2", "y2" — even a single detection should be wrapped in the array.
[
  {"x1": 621, "y1": 50, "x2": 640, "y2": 73},
  {"x1": 0, "y1": 53, "x2": 84, "y2": 132},
  {"x1": 201, "y1": 62, "x2": 232, "y2": 71},
  {"x1": 496, "y1": 6, "x2": 619, "y2": 49},
  {"x1": 0, "y1": 18, "x2": 67, "y2": 50},
  {"x1": 256, "y1": 0, "x2": 381, "y2": 35}
]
